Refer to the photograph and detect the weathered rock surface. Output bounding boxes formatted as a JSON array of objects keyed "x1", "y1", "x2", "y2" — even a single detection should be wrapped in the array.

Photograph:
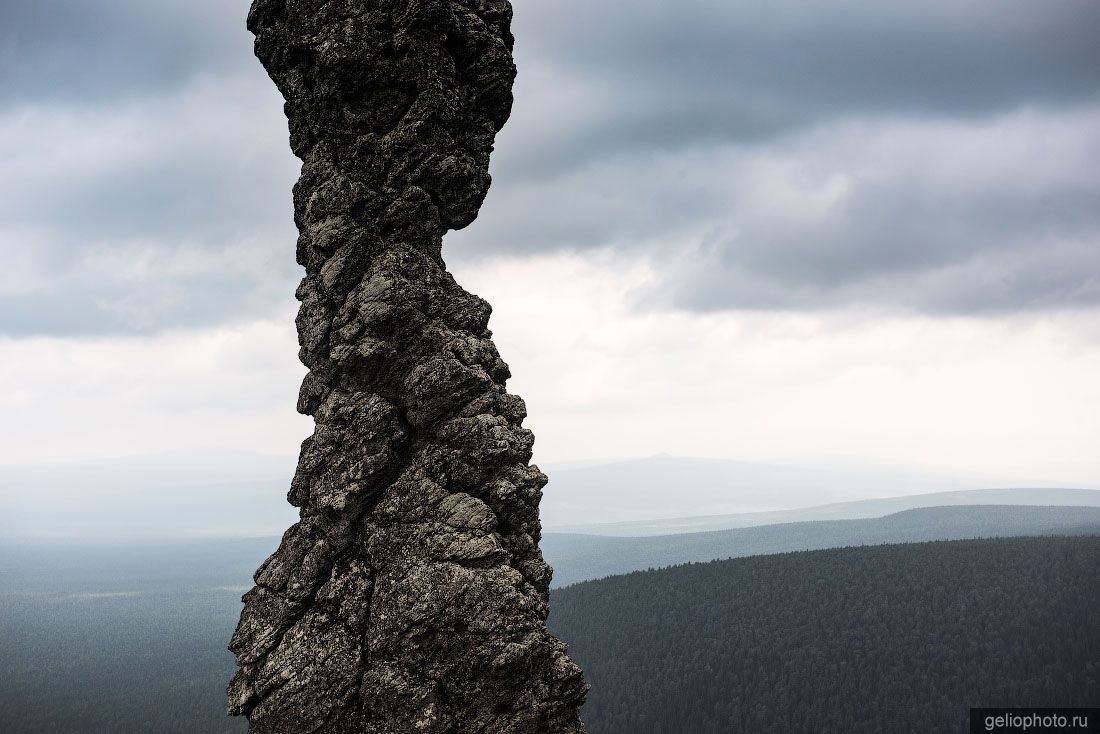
[{"x1": 227, "y1": 1, "x2": 588, "y2": 732}]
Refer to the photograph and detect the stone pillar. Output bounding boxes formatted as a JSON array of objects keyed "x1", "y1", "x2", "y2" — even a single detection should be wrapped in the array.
[{"x1": 227, "y1": 1, "x2": 588, "y2": 732}]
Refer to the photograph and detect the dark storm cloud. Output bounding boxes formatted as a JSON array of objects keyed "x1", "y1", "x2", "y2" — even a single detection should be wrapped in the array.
[
  {"x1": 5, "y1": 123, "x2": 292, "y2": 245},
  {"x1": 1, "y1": 0, "x2": 1098, "y2": 336},
  {"x1": 0, "y1": 261, "x2": 294, "y2": 337},
  {"x1": 498, "y1": 0, "x2": 1100, "y2": 176},
  {"x1": 0, "y1": 59, "x2": 298, "y2": 336},
  {"x1": 657, "y1": 210, "x2": 1100, "y2": 316},
  {"x1": 452, "y1": 0, "x2": 1100, "y2": 315},
  {"x1": 0, "y1": 0, "x2": 249, "y2": 108},
  {"x1": 669, "y1": 123, "x2": 1100, "y2": 314},
  {"x1": 456, "y1": 102, "x2": 1100, "y2": 314}
]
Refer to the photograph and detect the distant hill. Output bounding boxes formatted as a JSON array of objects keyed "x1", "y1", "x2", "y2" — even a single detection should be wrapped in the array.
[
  {"x1": 541, "y1": 504, "x2": 1100, "y2": 586},
  {"x1": 5, "y1": 452, "x2": 1094, "y2": 538},
  {"x1": 549, "y1": 536, "x2": 1100, "y2": 734},
  {"x1": 539, "y1": 454, "x2": 1014, "y2": 527},
  {"x1": 0, "y1": 452, "x2": 298, "y2": 540},
  {"x1": 0, "y1": 536, "x2": 281, "y2": 593},
  {"x1": 3, "y1": 504, "x2": 1096, "y2": 592},
  {"x1": 554, "y1": 486, "x2": 1100, "y2": 535}
]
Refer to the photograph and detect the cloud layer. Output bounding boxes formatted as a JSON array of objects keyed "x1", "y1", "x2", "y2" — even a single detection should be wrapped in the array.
[{"x1": 1, "y1": 0, "x2": 1098, "y2": 334}]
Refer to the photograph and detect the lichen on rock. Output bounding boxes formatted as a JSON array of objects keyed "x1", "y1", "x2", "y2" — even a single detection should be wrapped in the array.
[{"x1": 227, "y1": 1, "x2": 589, "y2": 732}]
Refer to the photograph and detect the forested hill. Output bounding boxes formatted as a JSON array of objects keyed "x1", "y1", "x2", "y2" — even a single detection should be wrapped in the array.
[
  {"x1": 549, "y1": 535, "x2": 1100, "y2": 734},
  {"x1": 1, "y1": 535, "x2": 1096, "y2": 732},
  {"x1": 542, "y1": 504, "x2": 1100, "y2": 586}
]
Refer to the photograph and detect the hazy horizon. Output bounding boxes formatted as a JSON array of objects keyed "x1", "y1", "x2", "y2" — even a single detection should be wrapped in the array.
[{"x1": 4, "y1": 451, "x2": 1098, "y2": 540}]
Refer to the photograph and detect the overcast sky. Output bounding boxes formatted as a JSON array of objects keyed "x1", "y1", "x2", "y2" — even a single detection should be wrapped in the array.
[{"x1": 1, "y1": 0, "x2": 1098, "y2": 487}]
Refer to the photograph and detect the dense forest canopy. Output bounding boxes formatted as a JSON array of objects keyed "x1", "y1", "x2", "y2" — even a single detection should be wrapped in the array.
[
  {"x1": 1, "y1": 535, "x2": 1096, "y2": 732},
  {"x1": 550, "y1": 536, "x2": 1100, "y2": 733}
]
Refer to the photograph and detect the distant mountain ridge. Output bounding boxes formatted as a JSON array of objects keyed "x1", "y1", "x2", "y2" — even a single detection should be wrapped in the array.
[
  {"x1": 5, "y1": 452, "x2": 1095, "y2": 538},
  {"x1": 5, "y1": 505, "x2": 1098, "y2": 591},
  {"x1": 551, "y1": 486, "x2": 1100, "y2": 536},
  {"x1": 539, "y1": 455, "x2": 1099, "y2": 528},
  {"x1": 542, "y1": 504, "x2": 1100, "y2": 586}
]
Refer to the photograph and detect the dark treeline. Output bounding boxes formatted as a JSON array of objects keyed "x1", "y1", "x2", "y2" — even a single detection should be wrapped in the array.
[{"x1": 549, "y1": 535, "x2": 1100, "y2": 733}]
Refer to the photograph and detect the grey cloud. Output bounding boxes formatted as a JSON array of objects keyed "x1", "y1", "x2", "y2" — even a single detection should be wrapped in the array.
[
  {"x1": 10, "y1": 0, "x2": 1095, "y2": 148},
  {"x1": 659, "y1": 235, "x2": 1100, "y2": 316},
  {"x1": 0, "y1": 0, "x2": 249, "y2": 108},
  {"x1": 647, "y1": 135, "x2": 1100, "y2": 314},
  {"x1": 497, "y1": 0, "x2": 1100, "y2": 177},
  {"x1": 0, "y1": 0, "x2": 309, "y2": 337},
  {"x1": 456, "y1": 104, "x2": 1100, "y2": 315},
  {"x1": 7, "y1": 138, "x2": 294, "y2": 245},
  {"x1": 0, "y1": 69, "x2": 298, "y2": 336},
  {"x1": 450, "y1": 0, "x2": 1100, "y2": 315},
  {"x1": 474, "y1": 232, "x2": 1100, "y2": 318},
  {"x1": 721, "y1": 184, "x2": 1100, "y2": 290},
  {"x1": 2, "y1": 0, "x2": 1099, "y2": 336},
  {"x1": 0, "y1": 240, "x2": 298, "y2": 336}
]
